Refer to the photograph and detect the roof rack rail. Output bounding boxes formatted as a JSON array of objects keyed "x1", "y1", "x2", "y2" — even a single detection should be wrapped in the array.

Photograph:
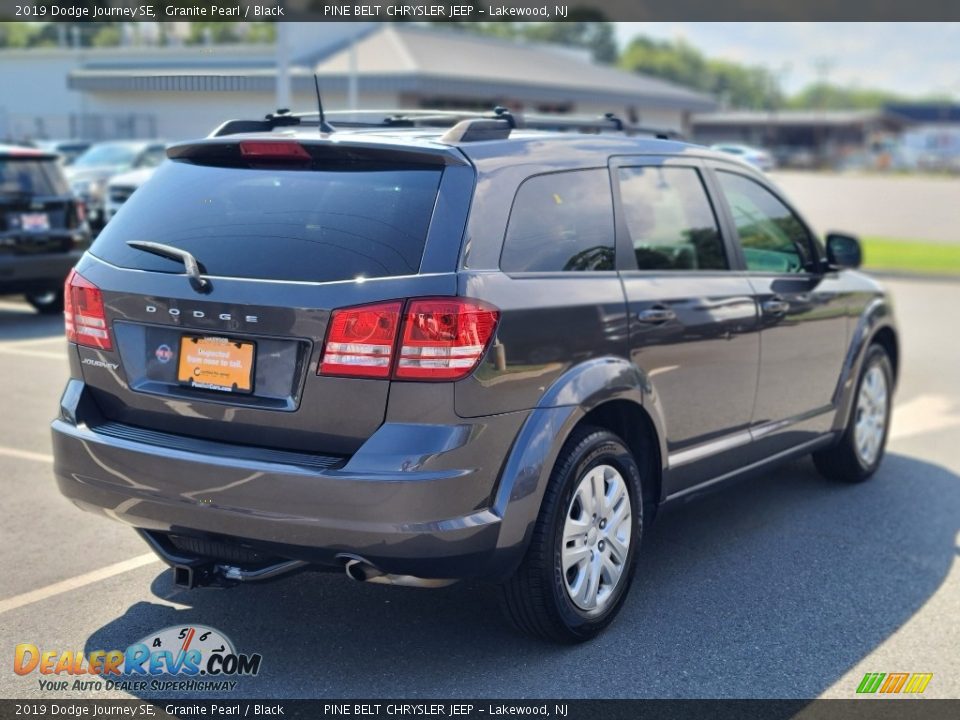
[
  {"x1": 209, "y1": 108, "x2": 302, "y2": 137},
  {"x1": 210, "y1": 105, "x2": 684, "y2": 143},
  {"x1": 518, "y1": 112, "x2": 683, "y2": 140},
  {"x1": 439, "y1": 107, "x2": 518, "y2": 143},
  {"x1": 439, "y1": 109, "x2": 683, "y2": 144},
  {"x1": 322, "y1": 109, "x2": 489, "y2": 127},
  {"x1": 209, "y1": 109, "x2": 491, "y2": 137}
]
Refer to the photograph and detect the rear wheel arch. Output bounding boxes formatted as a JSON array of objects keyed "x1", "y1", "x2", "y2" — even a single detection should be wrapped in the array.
[
  {"x1": 577, "y1": 400, "x2": 662, "y2": 517},
  {"x1": 490, "y1": 367, "x2": 665, "y2": 580}
]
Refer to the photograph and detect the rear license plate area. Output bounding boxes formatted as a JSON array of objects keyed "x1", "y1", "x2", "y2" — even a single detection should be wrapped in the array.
[
  {"x1": 20, "y1": 212, "x2": 50, "y2": 232},
  {"x1": 177, "y1": 335, "x2": 255, "y2": 394}
]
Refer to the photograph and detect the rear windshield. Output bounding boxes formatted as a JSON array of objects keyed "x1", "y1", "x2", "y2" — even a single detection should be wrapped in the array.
[
  {"x1": 0, "y1": 158, "x2": 70, "y2": 197},
  {"x1": 90, "y1": 160, "x2": 444, "y2": 283}
]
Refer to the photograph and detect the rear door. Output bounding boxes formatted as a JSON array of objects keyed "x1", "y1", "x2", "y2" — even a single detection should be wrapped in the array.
[
  {"x1": 708, "y1": 164, "x2": 848, "y2": 454},
  {"x1": 76, "y1": 141, "x2": 471, "y2": 457},
  {"x1": 612, "y1": 156, "x2": 760, "y2": 494}
]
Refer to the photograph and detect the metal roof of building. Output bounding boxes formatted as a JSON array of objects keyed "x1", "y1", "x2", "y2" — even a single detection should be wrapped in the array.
[
  {"x1": 66, "y1": 25, "x2": 715, "y2": 113},
  {"x1": 308, "y1": 25, "x2": 716, "y2": 111}
]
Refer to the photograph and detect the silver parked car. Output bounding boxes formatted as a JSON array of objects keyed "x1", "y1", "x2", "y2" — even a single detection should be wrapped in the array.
[
  {"x1": 65, "y1": 141, "x2": 166, "y2": 232},
  {"x1": 710, "y1": 143, "x2": 775, "y2": 172}
]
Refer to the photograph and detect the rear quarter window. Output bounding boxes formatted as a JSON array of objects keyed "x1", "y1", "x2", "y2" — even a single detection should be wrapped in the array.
[
  {"x1": 90, "y1": 160, "x2": 443, "y2": 283},
  {"x1": 500, "y1": 168, "x2": 615, "y2": 272}
]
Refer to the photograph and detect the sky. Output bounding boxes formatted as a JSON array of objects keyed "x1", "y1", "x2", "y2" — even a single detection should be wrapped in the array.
[{"x1": 613, "y1": 23, "x2": 960, "y2": 99}]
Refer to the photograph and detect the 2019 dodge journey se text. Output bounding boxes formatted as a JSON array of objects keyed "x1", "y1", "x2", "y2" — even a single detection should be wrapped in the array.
[{"x1": 51, "y1": 108, "x2": 898, "y2": 642}]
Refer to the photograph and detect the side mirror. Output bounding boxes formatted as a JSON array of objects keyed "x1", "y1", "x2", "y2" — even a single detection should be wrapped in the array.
[{"x1": 825, "y1": 232, "x2": 862, "y2": 269}]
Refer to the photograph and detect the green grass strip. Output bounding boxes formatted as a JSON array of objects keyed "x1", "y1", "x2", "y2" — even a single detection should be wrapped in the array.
[{"x1": 862, "y1": 236, "x2": 960, "y2": 275}]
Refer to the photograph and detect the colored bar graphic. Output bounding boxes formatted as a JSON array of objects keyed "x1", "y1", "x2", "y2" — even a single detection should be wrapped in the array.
[
  {"x1": 880, "y1": 673, "x2": 909, "y2": 693},
  {"x1": 858, "y1": 672, "x2": 933, "y2": 694},
  {"x1": 903, "y1": 673, "x2": 934, "y2": 694},
  {"x1": 857, "y1": 673, "x2": 886, "y2": 693}
]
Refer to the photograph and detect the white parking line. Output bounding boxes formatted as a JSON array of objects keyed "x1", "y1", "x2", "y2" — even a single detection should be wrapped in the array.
[
  {"x1": 0, "y1": 553, "x2": 160, "y2": 615},
  {"x1": 0, "y1": 446, "x2": 53, "y2": 463},
  {"x1": 0, "y1": 347, "x2": 65, "y2": 360},
  {"x1": 1, "y1": 336, "x2": 65, "y2": 348},
  {"x1": 890, "y1": 393, "x2": 960, "y2": 441}
]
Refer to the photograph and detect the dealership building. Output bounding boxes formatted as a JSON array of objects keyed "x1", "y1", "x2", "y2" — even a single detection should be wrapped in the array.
[
  {"x1": 690, "y1": 109, "x2": 913, "y2": 167},
  {"x1": 0, "y1": 24, "x2": 715, "y2": 143}
]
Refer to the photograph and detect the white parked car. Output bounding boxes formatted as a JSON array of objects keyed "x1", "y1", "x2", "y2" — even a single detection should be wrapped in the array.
[
  {"x1": 710, "y1": 143, "x2": 775, "y2": 172},
  {"x1": 104, "y1": 167, "x2": 158, "y2": 223}
]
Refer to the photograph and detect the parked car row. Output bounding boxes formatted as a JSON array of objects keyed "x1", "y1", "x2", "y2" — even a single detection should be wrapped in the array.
[
  {"x1": 0, "y1": 144, "x2": 90, "y2": 313},
  {"x1": 31, "y1": 139, "x2": 93, "y2": 166},
  {"x1": 0, "y1": 139, "x2": 166, "y2": 310},
  {"x1": 63, "y1": 140, "x2": 167, "y2": 232}
]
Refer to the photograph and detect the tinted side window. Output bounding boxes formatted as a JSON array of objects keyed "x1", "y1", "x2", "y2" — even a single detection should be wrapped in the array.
[
  {"x1": 618, "y1": 166, "x2": 727, "y2": 271},
  {"x1": 501, "y1": 169, "x2": 614, "y2": 272},
  {"x1": 716, "y1": 171, "x2": 814, "y2": 273}
]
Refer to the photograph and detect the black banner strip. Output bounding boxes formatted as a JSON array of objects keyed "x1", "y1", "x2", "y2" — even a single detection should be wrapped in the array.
[
  {"x1": 2, "y1": 1, "x2": 960, "y2": 22},
  {"x1": 2, "y1": 700, "x2": 960, "y2": 720}
]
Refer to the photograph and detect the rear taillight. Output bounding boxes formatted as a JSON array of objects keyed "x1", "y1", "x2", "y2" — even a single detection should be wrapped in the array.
[
  {"x1": 74, "y1": 200, "x2": 86, "y2": 225},
  {"x1": 64, "y1": 269, "x2": 112, "y2": 350},
  {"x1": 318, "y1": 298, "x2": 499, "y2": 381},
  {"x1": 395, "y1": 299, "x2": 499, "y2": 380},
  {"x1": 318, "y1": 301, "x2": 402, "y2": 378}
]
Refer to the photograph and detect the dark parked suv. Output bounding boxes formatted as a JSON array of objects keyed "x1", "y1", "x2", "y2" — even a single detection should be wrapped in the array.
[
  {"x1": 51, "y1": 110, "x2": 898, "y2": 642},
  {"x1": 1, "y1": 145, "x2": 90, "y2": 312}
]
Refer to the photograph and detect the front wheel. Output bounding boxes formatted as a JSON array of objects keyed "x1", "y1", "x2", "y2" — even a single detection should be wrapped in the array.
[
  {"x1": 813, "y1": 344, "x2": 893, "y2": 483},
  {"x1": 25, "y1": 288, "x2": 65, "y2": 315},
  {"x1": 500, "y1": 426, "x2": 644, "y2": 643}
]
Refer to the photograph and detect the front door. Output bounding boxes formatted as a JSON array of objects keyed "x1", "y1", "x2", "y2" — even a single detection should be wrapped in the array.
[{"x1": 710, "y1": 166, "x2": 849, "y2": 455}]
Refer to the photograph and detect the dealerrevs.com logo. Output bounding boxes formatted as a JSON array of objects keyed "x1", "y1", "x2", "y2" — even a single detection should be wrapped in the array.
[{"x1": 14, "y1": 625, "x2": 262, "y2": 693}]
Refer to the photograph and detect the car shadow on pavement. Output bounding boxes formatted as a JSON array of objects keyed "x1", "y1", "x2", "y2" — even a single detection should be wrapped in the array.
[
  {"x1": 84, "y1": 452, "x2": 959, "y2": 699},
  {"x1": 0, "y1": 304, "x2": 64, "y2": 342}
]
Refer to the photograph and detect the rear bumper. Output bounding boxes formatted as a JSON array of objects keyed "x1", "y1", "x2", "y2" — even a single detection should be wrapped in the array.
[
  {"x1": 51, "y1": 382, "x2": 530, "y2": 581},
  {"x1": 0, "y1": 248, "x2": 83, "y2": 291}
]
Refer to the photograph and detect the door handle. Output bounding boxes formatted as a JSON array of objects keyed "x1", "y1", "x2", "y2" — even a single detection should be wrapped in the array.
[
  {"x1": 762, "y1": 298, "x2": 790, "y2": 315},
  {"x1": 637, "y1": 306, "x2": 676, "y2": 324}
]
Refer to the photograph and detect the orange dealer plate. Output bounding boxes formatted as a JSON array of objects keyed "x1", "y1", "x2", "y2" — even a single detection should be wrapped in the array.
[{"x1": 177, "y1": 335, "x2": 255, "y2": 394}]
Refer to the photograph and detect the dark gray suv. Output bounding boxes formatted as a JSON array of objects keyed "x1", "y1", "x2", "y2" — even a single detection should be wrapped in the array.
[{"x1": 51, "y1": 110, "x2": 898, "y2": 642}]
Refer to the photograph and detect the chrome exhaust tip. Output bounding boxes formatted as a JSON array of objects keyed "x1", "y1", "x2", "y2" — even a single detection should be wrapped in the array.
[{"x1": 338, "y1": 554, "x2": 456, "y2": 588}]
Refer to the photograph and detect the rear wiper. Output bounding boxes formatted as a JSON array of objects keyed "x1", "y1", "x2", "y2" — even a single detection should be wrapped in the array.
[{"x1": 126, "y1": 240, "x2": 211, "y2": 294}]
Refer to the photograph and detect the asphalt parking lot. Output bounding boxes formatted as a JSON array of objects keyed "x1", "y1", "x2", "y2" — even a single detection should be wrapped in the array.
[
  {"x1": 1, "y1": 277, "x2": 958, "y2": 700},
  {"x1": 771, "y1": 172, "x2": 960, "y2": 244}
]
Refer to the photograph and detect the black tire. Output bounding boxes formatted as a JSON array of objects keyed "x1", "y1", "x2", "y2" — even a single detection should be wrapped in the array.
[
  {"x1": 500, "y1": 425, "x2": 645, "y2": 643},
  {"x1": 813, "y1": 344, "x2": 893, "y2": 483},
  {"x1": 25, "y1": 288, "x2": 64, "y2": 315}
]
